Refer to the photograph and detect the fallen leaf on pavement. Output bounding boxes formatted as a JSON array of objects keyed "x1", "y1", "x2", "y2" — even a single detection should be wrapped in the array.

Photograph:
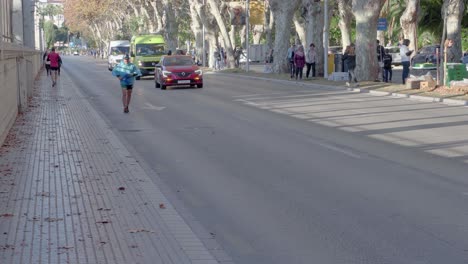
[
  {"x1": 159, "y1": 203, "x2": 166, "y2": 209},
  {"x1": 0, "y1": 213, "x2": 13, "y2": 217},
  {"x1": 128, "y1": 229, "x2": 154, "y2": 233}
]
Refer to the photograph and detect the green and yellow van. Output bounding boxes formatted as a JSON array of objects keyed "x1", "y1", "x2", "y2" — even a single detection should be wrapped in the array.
[{"x1": 130, "y1": 34, "x2": 166, "y2": 77}]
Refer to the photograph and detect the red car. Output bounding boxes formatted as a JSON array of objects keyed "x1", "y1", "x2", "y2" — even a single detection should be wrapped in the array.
[{"x1": 155, "y1": 55, "x2": 203, "y2": 90}]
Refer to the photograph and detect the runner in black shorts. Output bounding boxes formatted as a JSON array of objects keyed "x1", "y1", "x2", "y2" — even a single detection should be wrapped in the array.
[{"x1": 112, "y1": 54, "x2": 142, "y2": 113}]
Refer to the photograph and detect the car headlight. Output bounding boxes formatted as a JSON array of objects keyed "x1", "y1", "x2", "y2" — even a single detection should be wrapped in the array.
[
  {"x1": 195, "y1": 69, "x2": 203, "y2": 76},
  {"x1": 162, "y1": 70, "x2": 172, "y2": 77},
  {"x1": 138, "y1": 61, "x2": 143, "y2": 66}
]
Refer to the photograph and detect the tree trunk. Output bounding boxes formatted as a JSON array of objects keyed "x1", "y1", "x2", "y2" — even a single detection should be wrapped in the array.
[
  {"x1": 264, "y1": 6, "x2": 274, "y2": 49},
  {"x1": 240, "y1": 26, "x2": 247, "y2": 48},
  {"x1": 189, "y1": 0, "x2": 203, "y2": 63},
  {"x1": 207, "y1": 0, "x2": 235, "y2": 67},
  {"x1": 293, "y1": 17, "x2": 305, "y2": 46},
  {"x1": 162, "y1": 0, "x2": 178, "y2": 51},
  {"x1": 229, "y1": 26, "x2": 236, "y2": 49},
  {"x1": 269, "y1": 0, "x2": 301, "y2": 73},
  {"x1": 149, "y1": 0, "x2": 163, "y2": 32},
  {"x1": 252, "y1": 24, "x2": 264, "y2": 44},
  {"x1": 307, "y1": 1, "x2": 326, "y2": 76},
  {"x1": 352, "y1": 0, "x2": 386, "y2": 81},
  {"x1": 400, "y1": 0, "x2": 419, "y2": 52},
  {"x1": 443, "y1": 0, "x2": 465, "y2": 60},
  {"x1": 337, "y1": 0, "x2": 353, "y2": 48}
]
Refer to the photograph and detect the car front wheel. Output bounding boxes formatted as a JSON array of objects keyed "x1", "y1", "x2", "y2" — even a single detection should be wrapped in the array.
[{"x1": 197, "y1": 84, "x2": 203, "y2": 88}]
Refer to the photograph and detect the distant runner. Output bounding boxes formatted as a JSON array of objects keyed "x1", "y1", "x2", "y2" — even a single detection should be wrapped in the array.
[{"x1": 47, "y1": 48, "x2": 61, "y2": 87}]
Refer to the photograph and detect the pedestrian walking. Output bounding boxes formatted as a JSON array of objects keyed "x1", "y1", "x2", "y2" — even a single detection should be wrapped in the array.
[
  {"x1": 382, "y1": 48, "x2": 393, "y2": 82},
  {"x1": 43, "y1": 49, "x2": 51, "y2": 76},
  {"x1": 305, "y1": 43, "x2": 316, "y2": 78},
  {"x1": 58, "y1": 56, "x2": 62, "y2": 76},
  {"x1": 47, "y1": 48, "x2": 61, "y2": 87},
  {"x1": 343, "y1": 45, "x2": 358, "y2": 87},
  {"x1": 214, "y1": 49, "x2": 222, "y2": 70},
  {"x1": 234, "y1": 47, "x2": 244, "y2": 68},
  {"x1": 287, "y1": 43, "x2": 296, "y2": 78},
  {"x1": 294, "y1": 45, "x2": 305, "y2": 80},
  {"x1": 112, "y1": 54, "x2": 142, "y2": 113},
  {"x1": 400, "y1": 39, "x2": 413, "y2": 84}
]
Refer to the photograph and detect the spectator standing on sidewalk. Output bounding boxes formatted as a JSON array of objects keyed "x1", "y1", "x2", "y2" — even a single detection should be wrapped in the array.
[
  {"x1": 445, "y1": 39, "x2": 457, "y2": 63},
  {"x1": 305, "y1": 43, "x2": 316, "y2": 78},
  {"x1": 382, "y1": 48, "x2": 393, "y2": 82},
  {"x1": 294, "y1": 45, "x2": 305, "y2": 80},
  {"x1": 287, "y1": 43, "x2": 296, "y2": 78},
  {"x1": 343, "y1": 45, "x2": 358, "y2": 87},
  {"x1": 400, "y1": 39, "x2": 413, "y2": 84},
  {"x1": 112, "y1": 54, "x2": 142, "y2": 113},
  {"x1": 377, "y1": 39, "x2": 385, "y2": 81},
  {"x1": 47, "y1": 48, "x2": 61, "y2": 87}
]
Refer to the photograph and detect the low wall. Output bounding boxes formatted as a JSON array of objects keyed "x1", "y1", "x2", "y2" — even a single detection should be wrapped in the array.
[{"x1": 0, "y1": 42, "x2": 41, "y2": 146}]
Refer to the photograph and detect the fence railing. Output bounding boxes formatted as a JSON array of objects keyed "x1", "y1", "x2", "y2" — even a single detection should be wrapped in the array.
[{"x1": 0, "y1": 41, "x2": 42, "y2": 145}]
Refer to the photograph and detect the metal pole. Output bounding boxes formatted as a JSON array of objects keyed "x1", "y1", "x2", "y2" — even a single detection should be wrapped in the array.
[
  {"x1": 245, "y1": 0, "x2": 250, "y2": 72},
  {"x1": 202, "y1": 0, "x2": 206, "y2": 67},
  {"x1": 323, "y1": 0, "x2": 329, "y2": 79}
]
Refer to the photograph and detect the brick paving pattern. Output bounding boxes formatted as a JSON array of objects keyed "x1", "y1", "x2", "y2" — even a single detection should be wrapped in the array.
[{"x1": 0, "y1": 72, "x2": 219, "y2": 264}]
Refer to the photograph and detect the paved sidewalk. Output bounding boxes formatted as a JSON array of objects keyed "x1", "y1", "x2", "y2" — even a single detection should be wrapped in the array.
[{"x1": 0, "y1": 71, "x2": 221, "y2": 263}]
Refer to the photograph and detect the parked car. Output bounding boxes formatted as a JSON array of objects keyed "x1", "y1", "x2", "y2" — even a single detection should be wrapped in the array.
[
  {"x1": 461, "y1": 53, "x2": 468, "y2": 64},
  {"x1": 411, "y1": 44, "x2": 441, "y2": 66},
  {"x1": 155, "y1": 55, "x2": 203, "y2": 90},
  {"x1": 73, "y1": 51, "x2": 79, "y2": 56},
  {"x1": 385, "y1": 46, "x2": 401, "y2": 65}
]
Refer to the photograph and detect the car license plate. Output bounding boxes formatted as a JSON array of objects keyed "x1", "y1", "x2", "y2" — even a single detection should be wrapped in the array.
[
  {"x1": 149, "y1": 71, "x2": 154, "y2": 75},
  {"x1": 178, "y1": 80, "x2": 190, "y2": 84}
]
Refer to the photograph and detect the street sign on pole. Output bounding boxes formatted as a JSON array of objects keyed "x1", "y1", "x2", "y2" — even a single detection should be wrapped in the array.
[
  {"x1": 246, "y1": 0, "x2": 250, "y2": 72},
  {"x1": 377, "y1": 18, "x2": 387, "y2": 31}
]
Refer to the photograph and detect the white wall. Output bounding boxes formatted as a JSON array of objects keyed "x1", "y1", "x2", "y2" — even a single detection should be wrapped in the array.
[{"x1": 0, "y1": 52, "x2": 42, "y2": 146}]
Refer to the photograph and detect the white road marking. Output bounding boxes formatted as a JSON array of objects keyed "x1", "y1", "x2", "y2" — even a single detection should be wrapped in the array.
[
  {"x1": 143, "y1": 102, "x2": 166, "y2": 111},
  {"x1": 315, "y1": 142, "x2": 362, "y2": 159}
]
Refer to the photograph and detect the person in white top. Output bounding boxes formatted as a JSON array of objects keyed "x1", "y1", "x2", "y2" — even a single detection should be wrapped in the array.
[
  {"x1": 400, "y1": 39, "x2": 413, "y2": 84},
  {"x1": 305, "y1": 43, "x2": 317, "y2": 78}
]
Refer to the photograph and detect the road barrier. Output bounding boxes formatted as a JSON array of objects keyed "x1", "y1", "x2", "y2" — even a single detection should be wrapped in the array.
[{"x1": 0, "y1": 41, "x2": 42, "y2": 145}]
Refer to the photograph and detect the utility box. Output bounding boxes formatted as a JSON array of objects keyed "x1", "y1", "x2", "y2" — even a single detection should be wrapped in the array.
[
  {"x1": 248, "y1": 44, "x2": 268, "y2": 63},
  {"x1": 445, "y1": 63, "x2": 468, "y2": 87},
  {"x1": 328, "y1": 54, "x2": 335, "y2": 75}
]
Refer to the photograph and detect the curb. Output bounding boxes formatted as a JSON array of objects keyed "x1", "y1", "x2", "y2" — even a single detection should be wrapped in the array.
[
  {"x1": 441, "y1": 98, "x2": 468, "y2": 106},
  {"x1": 408, "y1": 95, "x2": 442, "y2": 103},
  {"x1": 215, "y1": 72, "x2": 468, "y2": 107}
]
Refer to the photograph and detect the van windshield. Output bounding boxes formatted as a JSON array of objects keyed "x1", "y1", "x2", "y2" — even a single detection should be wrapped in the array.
[
  {"x1": 136, "y1": 44, "x2": 166, "y2": 56},
  {"x1": 110, "y1": 46, "x2": 129, "y2": 55}
]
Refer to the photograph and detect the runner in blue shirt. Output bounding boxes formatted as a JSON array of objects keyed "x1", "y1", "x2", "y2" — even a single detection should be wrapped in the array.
[{"x1": 112, "y1": 54, "x2": 142, "y2": 113}]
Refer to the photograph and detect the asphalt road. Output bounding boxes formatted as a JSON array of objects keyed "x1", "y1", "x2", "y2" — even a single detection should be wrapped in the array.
[{"x1": 63, "y1": 55, "x2": 468, "y2": 264}]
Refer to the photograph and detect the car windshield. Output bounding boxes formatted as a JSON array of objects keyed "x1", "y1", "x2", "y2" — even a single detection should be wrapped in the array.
[
  {"x1": 163, "y1": 57, "x2": 194, "y2": 66},
  {"x1": 111, "y1": 46, "x2": 129, "y2": 55},
  {"x1": 136, "y1": 44, "x2": 165, "y2": 56}
]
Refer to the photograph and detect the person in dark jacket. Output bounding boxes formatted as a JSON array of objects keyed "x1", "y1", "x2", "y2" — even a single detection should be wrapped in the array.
[
  {"x1": 382, "y1": 49, "x2": 393, "y2": 82},
  {"x1": 342, "y1": 45, "x2": 358, "y2": 87},
  {"x1": 43, "y1": 49, "x2": 51, "y2": 76}
]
